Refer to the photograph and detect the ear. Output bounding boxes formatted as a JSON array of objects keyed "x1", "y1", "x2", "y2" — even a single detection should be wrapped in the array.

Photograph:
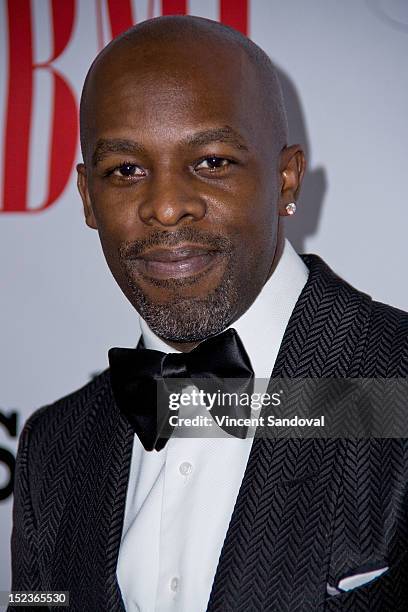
[
  {"x1": 77, "y1": 163, "x2": 98, "y2": 229},
  {"x1": 278, "y1": 145, "x2": 306, "y2": 216}
]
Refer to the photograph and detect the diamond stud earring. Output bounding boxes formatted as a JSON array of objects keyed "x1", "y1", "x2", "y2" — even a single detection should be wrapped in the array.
[{"x1": 285, "y1": 202, "x2": 297, "y2": 215}]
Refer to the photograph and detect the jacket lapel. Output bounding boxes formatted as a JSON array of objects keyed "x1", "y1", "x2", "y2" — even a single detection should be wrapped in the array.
[
  {"x1": 206, "y1": 255, "x2": 372, "y2": 611},
  {"x1": 103, "y1": 340, "x2": 149, "y2": 610},
  {"x1": 37, "y1": 370, "x2": 134, "y2": 611},
  {"x1": 103, "y1": 396, "x2": 134, "y2": 611}
]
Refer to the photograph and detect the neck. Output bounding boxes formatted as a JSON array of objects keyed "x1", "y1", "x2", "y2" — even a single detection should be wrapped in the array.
[{"x1": 264, "y1": 222, "x2": 285, "y2": 283}]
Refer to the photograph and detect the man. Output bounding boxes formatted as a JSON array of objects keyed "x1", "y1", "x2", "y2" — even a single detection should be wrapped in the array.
[{"x1": 9, "y1": 15, "x2": 408, "y2": 612}]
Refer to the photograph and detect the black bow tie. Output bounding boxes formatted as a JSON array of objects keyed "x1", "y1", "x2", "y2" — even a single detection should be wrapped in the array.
[{"x1": 108, "y1": 328, "x2": 254, "y2": 451}]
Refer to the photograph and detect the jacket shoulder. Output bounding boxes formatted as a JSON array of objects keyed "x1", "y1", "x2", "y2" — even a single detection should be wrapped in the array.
[
  {"x1": 26, "y1": 368, "x2": 111, "y2": 422},
  {"x1": 20, "y1": 369, "x2": 113, "y2": 459},
  {"x1": 300, "y1": 254, "x2": 408, "y2": 376},
  {"x1": 363, "y1": 298, "x2": 408, "y2": 376},
  {"x1": 15, "y1": 370, "x2": 114, "y2": 520},
  {"x1": 370, "y1": 297, "x2": 408, "y2": 326}
]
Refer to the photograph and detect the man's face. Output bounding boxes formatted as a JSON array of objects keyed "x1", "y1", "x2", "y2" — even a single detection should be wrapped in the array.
[{"x1": 78, "y1": 38, "x2": 294, "y2": 343}]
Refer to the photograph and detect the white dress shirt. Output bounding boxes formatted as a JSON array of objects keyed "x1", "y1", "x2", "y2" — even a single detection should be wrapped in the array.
[{"x1": 117, "y1": 239, "x2": 309, "y2": 612}]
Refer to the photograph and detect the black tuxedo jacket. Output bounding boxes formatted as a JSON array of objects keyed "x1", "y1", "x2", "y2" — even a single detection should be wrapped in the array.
[{"x1": 9, "y1": 255, "x2": 408, "y2": 611}]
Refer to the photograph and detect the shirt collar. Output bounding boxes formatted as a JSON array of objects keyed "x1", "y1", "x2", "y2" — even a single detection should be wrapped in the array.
[{"x1": 138, "y1": 239, "x2": 308, "y2": 378}]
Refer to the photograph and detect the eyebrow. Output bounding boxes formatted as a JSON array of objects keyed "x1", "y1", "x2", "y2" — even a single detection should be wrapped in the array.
[
  {"x1": 183, "y1": 126, "x2": 249, "y2": 151},
  {"x1": 92, "y1": 139, "x2": 146, "y2": 166},
  {"x1": 91, "y1": 126, "x2": 249, "y2": 166}
]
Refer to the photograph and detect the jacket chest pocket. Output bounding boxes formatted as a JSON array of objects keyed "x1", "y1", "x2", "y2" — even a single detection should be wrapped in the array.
[{"x1": 324, "y1": 550, "x2": 408, "y2": 611}]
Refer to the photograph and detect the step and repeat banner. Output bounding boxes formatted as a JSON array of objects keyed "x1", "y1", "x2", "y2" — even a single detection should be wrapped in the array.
[{"x1": 1, "y1": 0, "x2": 407, "y2": 589}]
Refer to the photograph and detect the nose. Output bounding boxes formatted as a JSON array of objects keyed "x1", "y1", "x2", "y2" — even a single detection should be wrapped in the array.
[{"x1": 138, "y1": 169, "x2": 207, "y2": 227}]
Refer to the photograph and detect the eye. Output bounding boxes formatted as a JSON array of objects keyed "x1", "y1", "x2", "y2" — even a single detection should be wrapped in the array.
[
  {"x1": 111, "y1": 163, "x2": 145, "y2": 178},
  {"x1": 194, "y1": 156, "x2": 232, "y2": 172}
]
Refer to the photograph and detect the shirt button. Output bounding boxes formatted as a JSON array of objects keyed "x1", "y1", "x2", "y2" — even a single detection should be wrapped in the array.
[
  {"x1": 170, "y1": 576, "x2": 179, "y2": 592},
  {"x1": 179, "y1": 461, "x2": 193, "y2": 476}
]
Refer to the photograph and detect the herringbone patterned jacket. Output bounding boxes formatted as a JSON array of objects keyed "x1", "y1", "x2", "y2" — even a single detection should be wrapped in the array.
[{"x1": 9, "y1": 255, "x2": 408, "y2": 611}]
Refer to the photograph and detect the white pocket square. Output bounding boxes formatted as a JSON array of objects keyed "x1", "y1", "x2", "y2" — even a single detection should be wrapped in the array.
[{"x1": 327, "y1": 565, "x2": 389, "y2": 595}]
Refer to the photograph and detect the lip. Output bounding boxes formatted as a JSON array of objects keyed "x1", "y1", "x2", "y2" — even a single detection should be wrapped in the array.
[{"x1": 135, "y1": 244, "x2": 223, "y2": 279}]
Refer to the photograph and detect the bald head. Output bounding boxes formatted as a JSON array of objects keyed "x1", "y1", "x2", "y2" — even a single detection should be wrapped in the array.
[{"x1": 79, "y1": 15, "x2": 288, "y2": 164}]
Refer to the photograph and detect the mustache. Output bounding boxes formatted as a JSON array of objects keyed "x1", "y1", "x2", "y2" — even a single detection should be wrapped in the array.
[{"x1": 119, "y1": 227, "x2": 234, "y2": 260}]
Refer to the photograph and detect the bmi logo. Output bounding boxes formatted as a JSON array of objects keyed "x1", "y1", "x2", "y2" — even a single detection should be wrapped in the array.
[{"x1": 1, "y1": 0, "x2": 248, "y2": 214}]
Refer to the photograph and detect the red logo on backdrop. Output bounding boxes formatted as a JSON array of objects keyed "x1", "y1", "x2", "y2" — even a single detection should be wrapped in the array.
[{"x1": 1, "y1": 0, "x2": 248, "y2": 214}]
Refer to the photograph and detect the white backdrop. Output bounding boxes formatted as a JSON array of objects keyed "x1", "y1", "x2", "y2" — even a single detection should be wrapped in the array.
[{"x1": 1, "y1": 0, "x2": 407, "y2": 591}]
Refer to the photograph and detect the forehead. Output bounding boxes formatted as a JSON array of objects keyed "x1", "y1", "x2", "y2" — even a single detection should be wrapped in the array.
[{"x1": 85, "y1": 38, "x2": 264, "y2": 147}]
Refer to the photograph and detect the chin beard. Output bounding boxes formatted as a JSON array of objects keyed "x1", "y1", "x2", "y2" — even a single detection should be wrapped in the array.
[
  {"x1": 117, "y1": 226, "x2": 242, "y2": 342},
  {"x1": 123, "y1": 266, "x2": 240, "y2": 343}
]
